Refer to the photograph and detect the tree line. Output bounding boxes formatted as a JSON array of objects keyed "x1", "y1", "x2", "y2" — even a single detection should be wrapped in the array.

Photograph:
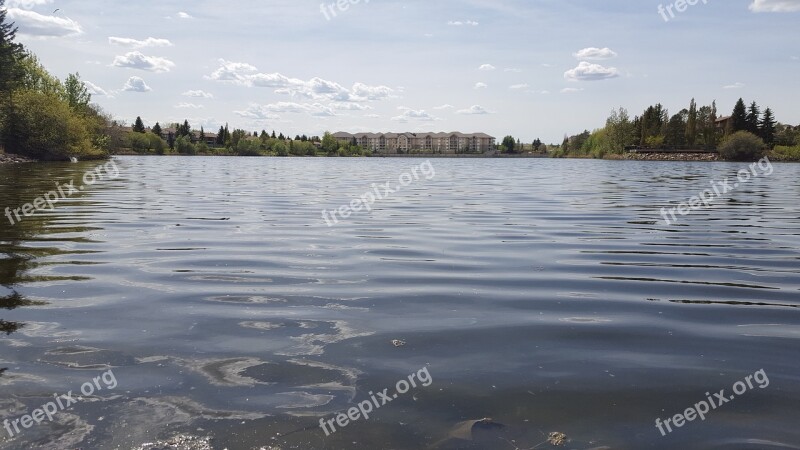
[
  {"x1": 122, "y1": 117, "x2": 372, "y2": 157},
  {"x1": 0, "y1": 0, "x2": 110, "y2": 161},
  {"x1": 555, "y1": 98, "x2": 798, "y2": 160}
]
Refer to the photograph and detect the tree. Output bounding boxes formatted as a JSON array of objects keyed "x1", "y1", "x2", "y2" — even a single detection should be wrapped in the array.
[
  {"x1": 532, "y1": 138, "x2": 542, "y2": 152},
  {"x1": 278, "y1": 132, "x2": 285, "y2": 140},
  {"x1": 321, "y1": 131, "x2": 339, "y2": 156},
  {"x1": 0, "y1": 0, "x2": 24, "y2": 95},
  {"x1": 759, "y1": 108, "x2": 776, "y2": 147},
  {"x1": 200, "y1": 126, "x2": 205, "y2": 142},
  {"x1": 177, "y1": 120, "x2": 191, "y2": 138},
  {"x1": 730, "y1": 98, "x2": 748, "y2": 133},
  {"x1": 746, "y1": 101, "x2": 761, "y2": 135},
  {"x1": 216, "y1": 126, "x2": 225, "y2": 145},
  {"x1": 664, "y1": 110, "x2": 688, "y2": 148},
  {"x1": 133, "y1": 116, "x2": 146, "y2": 133},
  {"x1": 606, "y1": 107, "x2": 636, "y2": 152},
  {"x1": 152, "y1": 122, "x2": 162, "y2": 137},
  {"x1": 718, "y1": 131, "x2": 765, "y2": 161},
  {"x1": 271, "y1": 130, "x2": 276, "y2": 139},
  {"x1": 64, "y1": 72, "x2": 91, "y2": 111},
  {"x1": 501, "y1": 135, "x2": 516, "y2": 153},
  {"x1": 686, "y1": 98, "x2": 698, "y2": 146}
]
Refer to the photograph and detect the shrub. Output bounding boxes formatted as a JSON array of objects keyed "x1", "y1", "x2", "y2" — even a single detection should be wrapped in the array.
[
  {"x1": 174, "y1": 135, "x2": 196, "y2": 155},
  {"x1": 718, "y1": 131, "x2": 765, "y2": 161},
  {"x1": 127, "y1": 132, "x2": 151, "y2": 153},
  {"x1": 149, "y1": 134, "x2": 167, "y2": 154},
  {"x1": 236, "y1": 139, "x2": 261, "y2": 156},
  {"x1": 4, "y1": 90, "x2": 95, "y2": 160},
  {"x1": 769, "y1": 145, "x2": 800, "y2": 162}
]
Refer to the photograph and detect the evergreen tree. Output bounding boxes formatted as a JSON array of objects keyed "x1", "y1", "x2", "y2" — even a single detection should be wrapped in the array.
[
  {"x1": 686, "y1": 98, "x2": 697, "y2": 146},
  {"x1": 533, "y1": 138, "x2": 542, "y2": 152},
  {"x1": 745, "y1": 101, "x2": 761, "y2": 135},
  {"x1": 217, "y1": 126, "x2": 225, "y2": 145},
  {"x1": 0, "y1": 0, "x2": 24, "y2": 95},
  {"x1": 730, "y1": 98, "x2": 748, "y2": 133},
  {"x1": 278, "y1": 132, "x2": 285, "y2": 140},
  {"x1": 271, "y1": 130, "x2": 277, "y2": 139},
  {"x1": 152, "y1": 122, "x2": 162, "y2": 136},
  {"x1": 133, "y1": 116, "x2": 146, "y2": 133},
  {"x1": 759, "y1": 108, "x2": 776, "y2": 147},
  {"x1": 200, "y1": 126, "x2": 205, "y2": 142},
  {"x1": 177, "y1": 119, "x2": 191, "y2": 138}
]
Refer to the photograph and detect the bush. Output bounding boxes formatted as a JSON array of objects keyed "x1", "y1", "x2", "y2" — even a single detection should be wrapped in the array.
[
  {"x1": 769, "y1": 145, "x2": 800, "y2": 162},
  {"x1": 236, "y1": 139, "x2": 261, "y2": 156},
  {"x1": 174, "y1": 136, "x2": 196, "y2": 155},
  {"x1": 718, "y1": 131, "x2": 765, "y2": 161},
  {"x1": 127, "y1": 132, "x2": 151, "y2": 153},
  {"x1": 149, "y1": 133, "x2": 167, "y2": 154},
  {"x1": 3, "y1": 90, "x2": 95, "y2": 160}
]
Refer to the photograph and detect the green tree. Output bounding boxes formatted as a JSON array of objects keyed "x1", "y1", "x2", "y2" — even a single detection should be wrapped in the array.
[
  {"x1": 177, "y1": 120, "x2": 191, "y2": 138},
  {"x1": 216, "y1": 126, "x2": 225, "y2": 145},
  {"x1": 606, "y1": 107, "x2": 636, "y2": 152},
  {"x1": 718, "y1": 131, "x2": 765, "y2": 161},
  {"x1": 664, "y1": 110, "x2": 688, "y2": 148},
  {"x1": 321, "y1": 131, "x2": 339, "y2": 156},
  {"x1": 759, "y1": 108, "x2": 776, "y2": 147},
  {"x1": 0, "y1": 0, "x2": 26, "y2": 145},
  {"x1": 174, "y1": 135, "x2": 196, "y2": 155},
  {"x1": 686, "y1": 98, "x2": 698, "y2": 146},
  {"x1": 501, "y1": 135, "x2": 516, "y2": 153},
  {"x1": 4, "y1": 90, "x2": 95, "y2": 160},
  {"x1": 152, "y1": 122, "x2": 162, "y2": 136},
  {"x1": 745, "y1": 101, "x2": 760, "y2": 135},
  {"x1": 64, "y1": 72, "x2": 91, "y2": 111},
  {"x1": 730, "y1": 98, "x2": 748, "y2": 133},
  {"x1": 133, "y1": 116, "x2": 146, "y2": 133},
  {"x1": 532, "y1": 138, "x2": 542, "y2": 152}
]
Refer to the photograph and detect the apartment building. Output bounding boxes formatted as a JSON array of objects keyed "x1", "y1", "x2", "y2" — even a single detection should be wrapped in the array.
[{"x1": 333, "y1": 132, "x2": 496, "y2": 153}]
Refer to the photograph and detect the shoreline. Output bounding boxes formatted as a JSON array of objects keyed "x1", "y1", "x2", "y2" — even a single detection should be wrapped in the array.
[{"x1": 0, "y1": 153, "x2": 36, "y2": 164}]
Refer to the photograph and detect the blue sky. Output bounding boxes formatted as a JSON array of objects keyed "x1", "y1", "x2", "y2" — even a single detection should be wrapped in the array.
[{"x1": 5, "y1": 0, "x2": 799, "y2": 142}]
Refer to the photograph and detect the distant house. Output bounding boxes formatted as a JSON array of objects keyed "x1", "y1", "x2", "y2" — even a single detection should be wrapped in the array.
[
  {"x1": 332, "y1": 132, "x2": 496, "y2": 153},
  {"x1": 715, "y1": 116, "x2": 732, "y2": 131}
]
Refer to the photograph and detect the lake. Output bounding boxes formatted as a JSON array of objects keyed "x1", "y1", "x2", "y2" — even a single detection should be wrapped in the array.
[{"x1": 1, "y1": 156, "x2": 799, "y2": 450}]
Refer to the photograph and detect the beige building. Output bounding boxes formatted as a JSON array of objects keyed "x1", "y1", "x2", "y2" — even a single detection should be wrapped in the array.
[{"x1": 333, "y1": 132, "x2": 496, "y2": 154}]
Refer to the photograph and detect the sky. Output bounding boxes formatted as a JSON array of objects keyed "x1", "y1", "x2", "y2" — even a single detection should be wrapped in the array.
[{"x1": 4, "y1": 0, "x2": 800, "y2": 143}]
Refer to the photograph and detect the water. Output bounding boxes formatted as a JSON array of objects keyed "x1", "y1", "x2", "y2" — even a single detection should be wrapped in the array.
[{"x1": 1, "y1": 156, "x2": 799, "y2": 450}]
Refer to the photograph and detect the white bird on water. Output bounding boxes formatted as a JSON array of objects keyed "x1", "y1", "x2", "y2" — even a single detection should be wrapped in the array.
[{"x1": 70, "y1": 157, "x2": 78, "y2": 163}]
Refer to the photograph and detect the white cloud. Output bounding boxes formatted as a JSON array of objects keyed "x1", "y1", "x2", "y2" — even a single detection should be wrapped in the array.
[
  {"x1": 6, "y1": 9, "x2": 82, "y2": 37},
  {"x1": 723, "y1": 82, "x2": 746, "y2": 89},
  {"x1": 573, "y1": 47, "x2": 618, "y2": 60},
  {"x1": 122, "y1": 76, "x2": 151, "y2": 92},
  {"x1": 208, "y1": 60, "x2": 258, "y2": 84},
  {"x1": 207, "y1": 61, "x2": 395, "y2": 103},
  {"x1": 329, "y1": 102, "x2": 373, "y2": 111},
  {"x1": 236, "y1": 102, "x2": 337, "y2": 118},
  {"x1": 509, "y1": 83, "x2": 529, "y2": 89},
  {"x1": 177, "y1": 11, "x2": 194, "y2": 19},
  {"x1": 447, "y1": 20, "x2": 479, "y2": 26},
  {"x1": 183, "y1": 90, "x2": 214, "y2": 99},
  {"x1": 474, "y1": 82, "x2": 488, "y2": 89},
  {"x1": 564, "y1": 61, "x2": 620, "y2": 81},
  {"x1": 433, "y1": 104, "x2": 454, "y2": 110},
  {"x1": 175, "y1": 103, "x2": 204, "y2": 109},
  {"x1": 391, "y1": 107, "x2": 439, "y2": 122},
  {"x1": 560, "y1": 87, "x2": 584, "y2": 94},
  {"x1": 112, "y1": 51, "x2": 175, "y2": 72},
  {"x1": 456, "y1": 105, "x2": 494, "y2": 115},
  {"x1": 84, "y1": 81, "x2": 108, "y2": 96},
  {"x1": 749, "y1": 0, "x2": 800, "y2": 12},
  {"x1": 109, "y1": 37, "x2": 173, "y2": 48},
  {"x1": 6, "y1": 0, "x2": 53, "y2": 8},
  {"x1": 479, "y1": 64, "x2": 496, "y2": 71}
]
